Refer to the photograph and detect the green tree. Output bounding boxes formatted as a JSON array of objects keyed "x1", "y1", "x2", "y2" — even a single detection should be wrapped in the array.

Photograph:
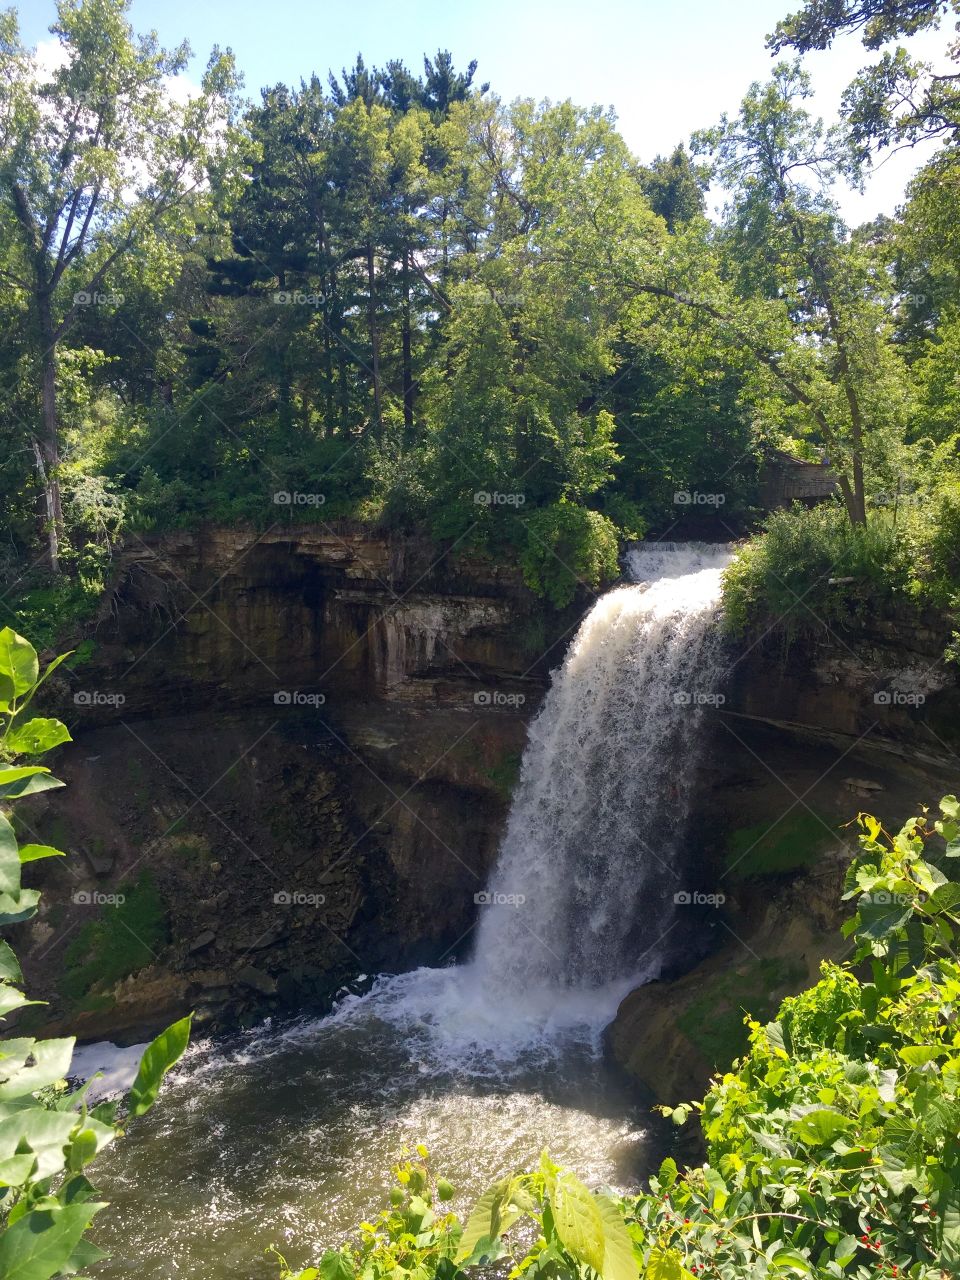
[{"x1": 0, "y1": 0, "x2": 236, "y2": 571}]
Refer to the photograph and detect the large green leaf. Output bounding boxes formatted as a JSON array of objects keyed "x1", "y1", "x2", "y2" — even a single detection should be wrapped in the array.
[
  {"x1": 0, "y1": 1038, "x2": 74, "y2": 1101},
  {"x1": 0, "y1": 889, "x2": 41, "y2": 927},
  {"x1": 0, "y1": 1200, "x2": 105, "y2": 1280},
  {"x1": 127, "y1": 1014, "x2": 192, "y2": 1118},
  {"x1": 455, "y1": 1177, "x2": 521, "y2": 1264},
  {"x1": 0, "y1": 939, "x2": 23, "y2": 985},
  {"x1": 4, "y1": 719, "x2": 71, "y2": 757},
  {"x1": 0, "y1": 813, "x2": 22, "y2": 898},
  {"x1": 0, "y1": 774, "x2": 63, "y2": 802},
  {"x1": 318, "y1": 1249, "x2": 355, "y2": 1280},
  {"x1": 0, "y1": 1153, "x2": 37, "y2": 1188},
  {"x1": 0, "y1": 629, "x2": 38, "y2": 699},
  {"x1": 595, "y1": 1193, "x2": 641, "y2": 1280},
  {"x1": 0, "y1": 987, "x2": 40, "y2": 1018},
  {"x1": 550, "y1": 1169, "x2": 606, "y2": 1274},
  {"x1": 17, "y1": 845, "x2": 64, "y2": 865},
  {"x1": 0, "y1": 1110, "x2": 113, "y2": 1181},
  {"x1": 789, "y1": 1108, "x2": 854, "y2": 1145},
  {"x1": 856, "y1": 895, "x2": 912, "y2": 941}
]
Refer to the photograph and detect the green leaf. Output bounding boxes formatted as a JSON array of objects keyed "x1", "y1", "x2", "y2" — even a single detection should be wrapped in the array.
[
  {"x1": 941, "y1": 795, "x2": 959, "y2": 820},
  {"x1": 0, "y1": 939, "x2": 23, "y2": 985},
  {"x1": 0, "y1": 774, "x2": 63, "y2": 802},
  {"x1": 856, "y1": 895, "x2": 912, "y2": 941},
  {"x1": 789, "y1": 1108, "x2": 854, "y2": 1145},
  {"x1": 319, "y1": 1250, "x2": 355, "y2": 1280},
  {"x1": 17, "y1": 845, "x2": 64, "y2": 865},
  {"x1": 127, "y1": 1014, "x2": 193, "y2": 1117},
  {"x1": 455, "y1": 1177, "x2": 521, "y2": 1264},
  {"x1": 657, "y1": 1157, "x2": 678, "y2": 1191},
  {"x1": 0, "y1": 1200, "x2": 105, "y2": 1280},
  {"x1": 60, "y1": 1236, "x2": 109, "y2": 1274},
  {"x1": 4, "y1": 719, "x2": 71, "y2": 757},
  {"x1": 0, "y1": 629, "x2": 38, "y2": 699},
  {"x1": 0, "y1": 1153, "x2": 36, "y2": 1187},
  {"x1": 550, "y1": 1169, "x2": 606, "y2": 1274},
  {"x1": 0, "y1": 1038, "x2": 74, "y2": 1100},
  {"x1": 644, "y1": 1245, "x2": 695, "y2": 1280},
  {"x1": 0, "y1": 987, "x2": 40, "y2": 1018},
  {"x1": 0, "y1": 889, "x2": 41, "y2": 926},
  {"x1": 0, "y1": 1109, "x2": 114, "y2": 1180},
  {"x1": 0, "y1": 813, "x2": 22, "y2": 898},
  {"x1": 595, "y1": 1193, "x2": 640, "y2": 1280}
]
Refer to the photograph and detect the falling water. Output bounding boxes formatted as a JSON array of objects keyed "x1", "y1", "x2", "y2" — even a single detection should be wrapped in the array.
[{"x1": 473, "y1": 540, "x2": 733, "y2": 991}]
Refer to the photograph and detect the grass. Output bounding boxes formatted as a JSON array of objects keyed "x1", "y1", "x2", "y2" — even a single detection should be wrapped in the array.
[
  {"x1": 678, "y1": 956, "x2": 808, "y2": 1070},
  {"x1": 61, "y1": 871, "x2": 170, "y2": 1005},
  {"x1": 724, "y1": 810, "x2": 834, "y2": 880}
]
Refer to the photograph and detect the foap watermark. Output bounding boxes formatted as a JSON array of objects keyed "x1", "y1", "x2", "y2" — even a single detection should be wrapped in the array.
[
  {"x1": 673, "y1": 690, "x2": 725, "y2": 707},
  {"x1": 73, "y1": 890, "x2": 125, "y2": 906},
  {"x1": 73, "y1": 290, "x2": 124, "y2": 307},
  {"x1": 74, "y1": 690, "x2": 125, "y2": 707},
  {"x1": 474, "y1": 491, "x2": 526, "y2": 507},
  {"x1": 474, "y1": 690, "x2": 526, "y2": 708},
  {"x1": 874, "y1": 689, "x2": 925, "y2": 707},
  {"x1": 273, "y1": 890, "x2": 326, "y2": 906},
  {"x1": 674, "y1": 490, "x2": 725, "y2": 507},
  {"x1": 273, "y1": 290, "x2": 322, "y2": 307},
  {"x1": 273, "y1": 490, "x2": 325, "y2": 507},
  {"x1": 274, "y1": 691, "x2": 326, "y2": 708},
  {"x1": 474, "y1": 890, "x2": 526, "y2": 907},
  {"x1": 862, "y1": 890, "x2": 926, "y2": 906},
  {"x1": 674, "y1": 890, "x2": 726, "y2": 906}
]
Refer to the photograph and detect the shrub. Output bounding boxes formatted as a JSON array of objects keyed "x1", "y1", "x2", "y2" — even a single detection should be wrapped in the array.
[
  {"x1": 520, "y1": 503, "x2": 620, "y2": 607},
  {"x1": 722, "y1": 503, "x2": 912, "y2": 639}
]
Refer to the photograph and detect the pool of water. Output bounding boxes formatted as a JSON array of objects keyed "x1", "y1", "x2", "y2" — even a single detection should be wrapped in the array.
[{"x1": 82, "y1": 968, "x2": 653, "y2": 1279}]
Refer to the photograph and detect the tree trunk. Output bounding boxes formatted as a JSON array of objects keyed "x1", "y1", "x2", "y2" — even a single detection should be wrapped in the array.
[
  {"x1": 366, "y1": 242, "x2": 383, "y2": 433},
  {"x1": 37, "y1": 302, "x2": 63, "y2": 574},
  {"x1": 401, "y1": 245, "x2": 414, "y2": 437}
]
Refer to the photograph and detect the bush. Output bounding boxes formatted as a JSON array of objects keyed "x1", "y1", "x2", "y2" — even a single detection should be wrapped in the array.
[
  {"x1": 722, "y1": 503, "x2": 912, "y2": 639},
  {"x1": 519, "y1": 503, "x2": 620, "y2": 607}
]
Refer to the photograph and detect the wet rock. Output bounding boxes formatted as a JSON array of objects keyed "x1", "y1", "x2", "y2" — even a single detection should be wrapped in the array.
[
  {"x1": 188, "y1": 930, "x2": 216, "y2": 953},
  {"x1": 234, "y1": 965, "x2": 277, "y2": 995}
]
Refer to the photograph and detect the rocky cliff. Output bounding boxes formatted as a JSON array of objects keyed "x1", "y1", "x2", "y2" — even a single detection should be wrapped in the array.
[{"x1": 16, "y1": 523, "x2": 578, "y2": 1042}]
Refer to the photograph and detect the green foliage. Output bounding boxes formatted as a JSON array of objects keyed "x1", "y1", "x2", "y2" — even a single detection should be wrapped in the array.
[
  {"x1": 285, "y1": 796, "x2": 960, "y2": 1280},
  {"x1": 61, "y1": 872, "x2": 169, "y2": 1005},
  {"x1": 722, "y1": 504, "x2": 913, "y2": 640},
  {"x1": 519, "y1": 505, "x2": 621, "y2": 608},
  {"x1": 0, "y1": 627, "x2": 189, "y2": 1276}
]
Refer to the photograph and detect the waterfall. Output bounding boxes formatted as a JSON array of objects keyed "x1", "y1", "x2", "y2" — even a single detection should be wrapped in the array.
[
  {"x1": 470, "y1": 542, "x2": 733, "y2": 993},
  {"x1": 322, "y1": 541, "x2": 734, "y2": 1068}
]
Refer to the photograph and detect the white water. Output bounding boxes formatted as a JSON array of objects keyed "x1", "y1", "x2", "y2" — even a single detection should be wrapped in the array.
[{"x1": 84, "y1": 542, "x2": 734, "y2": 1277}]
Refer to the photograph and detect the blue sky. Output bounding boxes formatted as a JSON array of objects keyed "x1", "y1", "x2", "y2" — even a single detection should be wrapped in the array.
[{"x1": 18, "y1": 0, "x2": 951, "y2": 222}]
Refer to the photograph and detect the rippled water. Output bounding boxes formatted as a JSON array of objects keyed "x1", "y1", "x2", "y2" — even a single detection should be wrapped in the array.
[{"x1": 85, "y1": 988, "x2": 650, "y2": 1279}]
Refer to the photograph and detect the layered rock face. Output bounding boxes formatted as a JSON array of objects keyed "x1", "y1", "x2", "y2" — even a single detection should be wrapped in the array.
[{"x1": 18, "y1": 525, "x2": 575, "y2": 1042}]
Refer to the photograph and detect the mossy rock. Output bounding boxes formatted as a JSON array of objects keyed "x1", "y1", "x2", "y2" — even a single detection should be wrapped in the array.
[{"x1": 724, "y1": 810, "x2": 835, "y2": 880}]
